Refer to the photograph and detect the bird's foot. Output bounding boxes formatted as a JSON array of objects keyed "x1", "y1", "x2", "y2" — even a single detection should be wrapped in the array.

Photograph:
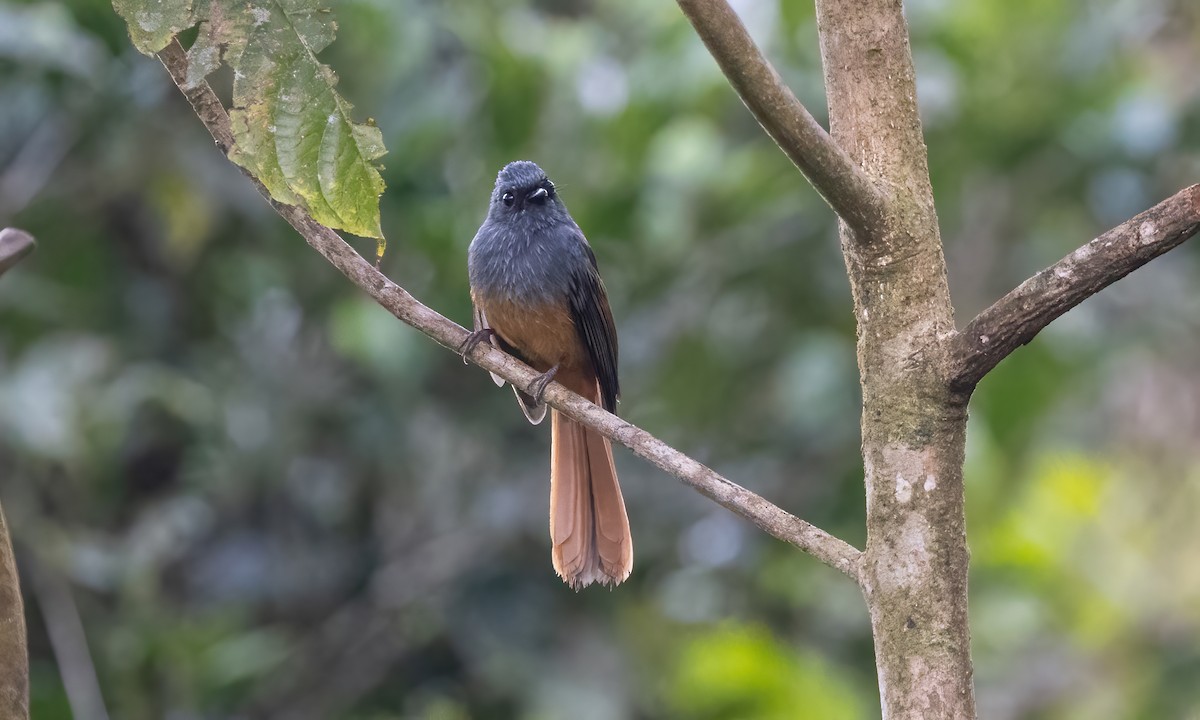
[
  {"x1": 460, "y1": 328, "x2": 496, "y2": 363},
  {"x1": 528, "y1": 365, "x2": 560, "y2": 403}
]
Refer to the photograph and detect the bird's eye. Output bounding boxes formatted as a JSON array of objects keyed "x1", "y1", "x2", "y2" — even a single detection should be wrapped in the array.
[{"x1": 502, "y1": 191, "x2": 515, "y2": 207}]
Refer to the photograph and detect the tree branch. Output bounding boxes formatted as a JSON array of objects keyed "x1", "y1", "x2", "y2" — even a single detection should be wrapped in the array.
[
  {"x1": 0, "y1": 506, "x2": 28, "y2": 720},
  {"x1": 674, "y1": 0, "x2": 888, "y2": 240},
  {"x1": 156, "y1": 40, "x2": 864, "y2": 580},
  {"x1": 0, "y1": 228, "x2": 36, "y2": 279},
  {"x1": 949, "y1": 184, "x2": 1200, "y2": 392},
  {"x1": 0, "y1": 227, "x2": 33, "y2": 720},
  {"x1": 26, "y1": 558, "x2": 109, "y2": 720}
]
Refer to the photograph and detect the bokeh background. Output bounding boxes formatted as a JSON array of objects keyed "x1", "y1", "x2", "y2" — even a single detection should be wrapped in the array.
[{"x1": 1, "y1": 0, "x2": 1199, "y2": 717}]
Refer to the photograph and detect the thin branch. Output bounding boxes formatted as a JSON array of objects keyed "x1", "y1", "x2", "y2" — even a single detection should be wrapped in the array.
[
  {"x1": 27, "y1": 558, "x2": 110, "y2": 720},
  {"x1": 0, "y1": 117, "x2": 77, "y2": 219},
  {"x1": 0, "y1": 228, "x2": 32, "y2": 720},
  {"x1": 0, "y1": 228, "x2": 36, "y2": 279},
  {"x1": 949, "y1": 184, "x2": 1200, "y2": 392},
  {"x1": 156, "y1": 40, "x2": 864, "y2": 580},
  {"x1": 674, "y1": 0, "x2": 888, "y2": 240},
  {"x1": 0, "y1": 505, "x2": 28, "y2": 720}
]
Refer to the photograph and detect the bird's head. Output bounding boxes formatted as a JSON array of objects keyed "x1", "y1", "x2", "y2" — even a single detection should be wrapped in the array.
[{"x1": 490, "y1": 160, "x2": 564, "y2": 217}]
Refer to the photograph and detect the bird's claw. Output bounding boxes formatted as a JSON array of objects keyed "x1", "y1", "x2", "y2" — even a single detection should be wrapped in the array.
[
  {"x1": 460, "y1": 328, "x2": 496, "y2": 364},
  {"x1": 528, "y1": 365, "x2": 560, "y2": 403}
]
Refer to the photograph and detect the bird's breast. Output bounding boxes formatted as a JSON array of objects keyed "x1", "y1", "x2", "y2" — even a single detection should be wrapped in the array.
[
  {"x1": 473, "y1": 293, "x2": 584, "y2": 372},
  {"x1": 469, "y1": 226, "x2": 578, "y2": 305}
]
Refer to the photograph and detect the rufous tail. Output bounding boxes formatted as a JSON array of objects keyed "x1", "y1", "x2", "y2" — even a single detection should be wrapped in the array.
[{"x1": 549, "y1": 407, "x2": 633, "y2": 589}]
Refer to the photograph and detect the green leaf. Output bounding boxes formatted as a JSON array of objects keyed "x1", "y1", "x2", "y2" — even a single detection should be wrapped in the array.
[
  {"x1": 112, "y1": 0, "x2": 195, "y2": 54},
  {"x1": 112, "y1": 0, "x2": 388, "y2": 242}
]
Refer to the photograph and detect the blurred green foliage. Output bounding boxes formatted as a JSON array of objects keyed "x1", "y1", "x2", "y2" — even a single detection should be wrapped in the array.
[
  {"x1": 668, "y1": 624, "x2": 867, "y2": 719},
  {"x1": 1, "y1": 0, "x2": 1198, "y2": 717}
]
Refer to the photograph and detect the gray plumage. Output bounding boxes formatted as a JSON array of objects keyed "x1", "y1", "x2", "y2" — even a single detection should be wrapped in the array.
[
  {"x1": 467, "y1": 161, "x2": 633, "y2": 590},
  {"x1": 468, "y1": 160, "x2": 620, "y2": 415},
  {"x1": 469, "y1": 161, "x2": 593, "y2": 306}
]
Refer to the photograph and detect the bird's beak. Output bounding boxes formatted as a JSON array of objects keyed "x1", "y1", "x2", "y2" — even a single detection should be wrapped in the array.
[{"x1": 529, "y1": 187, "x2": 549, "y2": 201}]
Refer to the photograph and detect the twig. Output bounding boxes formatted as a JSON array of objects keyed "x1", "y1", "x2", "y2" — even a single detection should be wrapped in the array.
[
  {"x1": 674, "y1": 0, "x2": 888, "y2": 240},
  {"x1": 949, "y1": 184, "x2": 1200, "y2": 392},
  {"x1": 0, "y1": 117, "x2": 77, "y2": 219},
  {"x1": 156, "y1": 39, "x2": 864, "y2": 580},
  {"x1": 27, "y1": 558, "x2": 110, "y2": 720},
  {"x1": 0, "y1": 228, "x2": 36, "y2": 279}
]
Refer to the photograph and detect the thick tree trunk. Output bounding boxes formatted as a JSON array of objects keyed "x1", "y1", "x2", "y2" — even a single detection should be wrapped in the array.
[{"x1": 814, "y1": 0, "x2": 976, "y2": 717}]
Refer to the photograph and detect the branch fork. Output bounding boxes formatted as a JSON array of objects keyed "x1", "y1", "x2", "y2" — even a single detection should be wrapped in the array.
[{"x1": 151, "y1": 5, "x2": 1200, "y2": 716}]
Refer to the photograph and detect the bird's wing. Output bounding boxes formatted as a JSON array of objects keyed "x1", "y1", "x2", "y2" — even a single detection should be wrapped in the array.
[{"x1": 568, "y1": 243, "x2": 620, "y2": 413}]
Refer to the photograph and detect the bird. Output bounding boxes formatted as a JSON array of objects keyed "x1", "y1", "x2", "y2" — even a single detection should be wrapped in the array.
[{"x1": 462, "y1": 160, "x2": 633, "y2": 590}]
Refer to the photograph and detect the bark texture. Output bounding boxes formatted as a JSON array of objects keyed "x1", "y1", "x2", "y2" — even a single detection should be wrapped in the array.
[
  {"x1": 951, "y1": 184, "x2": 1200, "y2": 391},
  {"x1": 814, "y1": 0, "x2": 975, "y2": 716},
  {"x1": 0, "y1": 506, "x2": 28, "y2": 720},
  {"x1": 0, "y1": 229, "x2": 32, "y2": 720}
]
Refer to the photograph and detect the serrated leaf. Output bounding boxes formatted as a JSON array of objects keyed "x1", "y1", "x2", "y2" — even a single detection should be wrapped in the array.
[{"x1": 112, "y1": 0, "x2": 388, "y2": 245}]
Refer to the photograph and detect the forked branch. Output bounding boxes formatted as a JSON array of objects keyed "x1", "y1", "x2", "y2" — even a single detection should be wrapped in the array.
[
  {"x1": 156, "y1": 40, "x2": 864, "y2": 580},
  {"x1": 950, "y1": 184, "x2": 1200, "y2": 391},
  {"x1": 674, "y1": 0, "x2": 888, "y2": 240}
]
